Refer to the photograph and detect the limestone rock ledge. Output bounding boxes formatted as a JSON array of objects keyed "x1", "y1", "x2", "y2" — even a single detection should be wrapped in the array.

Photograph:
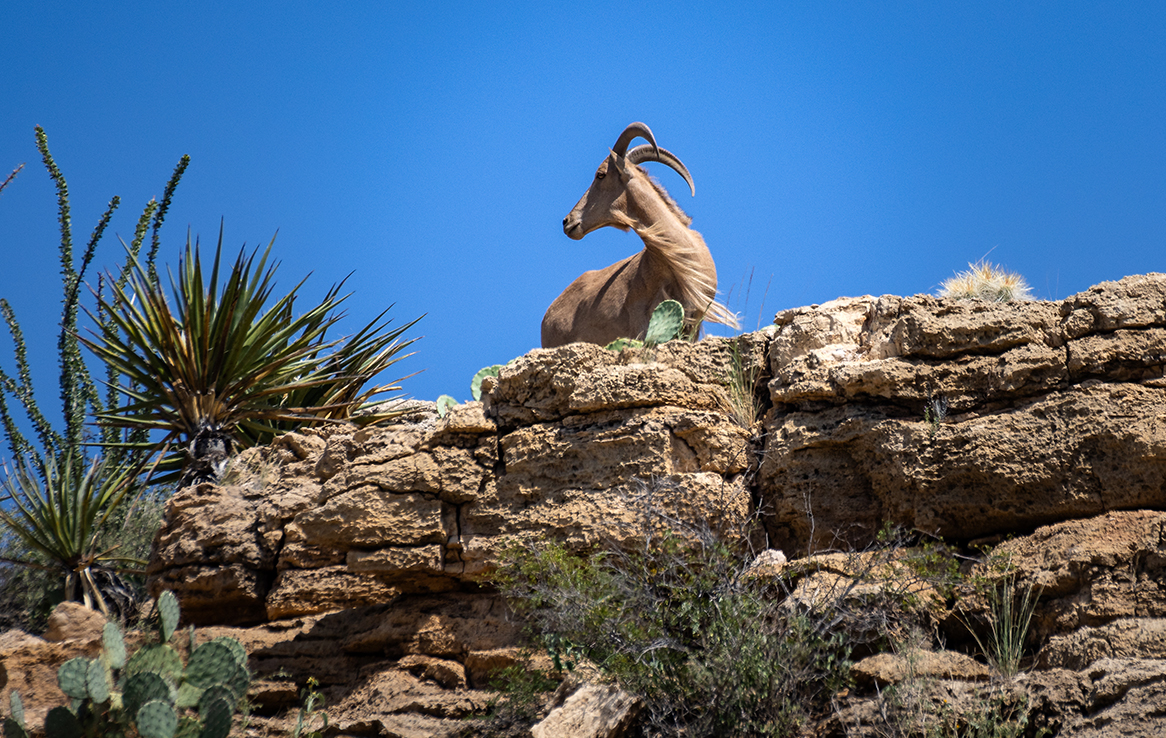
[
  {"x1": 146, "y1": 339, "x2": 760, "y2": 625},
  {"x1": 762, "y1": 273, "x2": 1166, "y2": 552},
  {"x1": 130, "y1": 273, "x2": 1166, "y2": 736}
]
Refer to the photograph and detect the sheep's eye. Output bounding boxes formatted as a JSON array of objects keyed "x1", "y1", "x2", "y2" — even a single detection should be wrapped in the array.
[{"x1": 596, "y1": 171, "x2": 605, "y2": 180}]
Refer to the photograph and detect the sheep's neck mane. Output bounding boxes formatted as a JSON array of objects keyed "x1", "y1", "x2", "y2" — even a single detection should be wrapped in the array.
[{"x1": 618, "y1": 173, "x2": 738, "y2": 329}]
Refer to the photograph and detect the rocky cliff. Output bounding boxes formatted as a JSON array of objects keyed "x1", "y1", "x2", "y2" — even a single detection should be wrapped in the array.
[{"x1": 5, "y1": 274, "x2": 1166, "y2": 737}]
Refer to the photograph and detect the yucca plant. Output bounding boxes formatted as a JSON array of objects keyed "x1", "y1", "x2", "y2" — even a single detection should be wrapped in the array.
[
  {"x1": 0, "y1": 452, "x2": 146, "y2": 617},
  {"x1": 83, "y1": 228, "x2": 420, "y2": 485}
]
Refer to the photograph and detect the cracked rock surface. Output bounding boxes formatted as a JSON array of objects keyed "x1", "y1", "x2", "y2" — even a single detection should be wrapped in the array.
[{"x1": 121, "y1": 273, "x2": 1166, "y2": 735}]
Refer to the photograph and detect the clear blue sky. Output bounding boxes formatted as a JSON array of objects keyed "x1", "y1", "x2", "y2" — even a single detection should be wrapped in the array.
[{"x1": 1, "y1": 3, "x2": 1163, "y2": 425}]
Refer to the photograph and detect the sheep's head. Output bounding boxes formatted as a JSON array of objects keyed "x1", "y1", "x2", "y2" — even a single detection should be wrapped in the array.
[{"x1": 562, "y1": 122, "x2": 695, "y2": 241}]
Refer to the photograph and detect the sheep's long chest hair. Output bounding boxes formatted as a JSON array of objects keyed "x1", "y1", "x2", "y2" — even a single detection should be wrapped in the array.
[{"x1": 634, "y1": 173, "x2": 738, "y2": 329}]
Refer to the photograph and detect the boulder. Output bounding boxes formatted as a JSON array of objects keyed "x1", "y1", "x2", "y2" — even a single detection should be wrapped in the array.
[{"x1": 531, "y1": 684, "x2": 641, "y2": 738}]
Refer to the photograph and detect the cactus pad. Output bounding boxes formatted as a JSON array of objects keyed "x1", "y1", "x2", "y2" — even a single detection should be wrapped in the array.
[
  {"x1": 126, "y1": 644, "x2": 184, "y2": 681},
  {"x1": 158, "y1": 590, "x2": 180, "y2": 643},
  {"x1": 136, "y1": 699, "x2": 178, "y2": 738},
  {"x1": 604, "y1": 337, "x2": 644, "y2": 351},
  {"x1": 471, "y1": 365, "x2": 502, "y2": 401},
  {"x1": 43, "y1": 707, "x2": 82, "y2": 738},
  {"x1": 226, "y1": 661, "x2": 250, "y2": 698},
  {"x1": 197, "y1": 696, "x2": 233, "y2": 738},
  {"x1": 8, "y1": 691, "x2": 24, "y2": 728},
  {"x1": 57, "y1": 658, "x2": 91, "y2": 700},
  {"x1": 644, "y1": 299, "x2": 684, "y2": 346},
  {"x1": 102, "y1": 621, "x2": 126, "y2": 669},
  {"x1": 185, "y1": 642, "x2": 239, "y2": 688},
  {"x1": 124, "y1": 672, "x2": 173, "y2": 721},
  {"x1": 85, "y1": 658, "x2": 110, "y2": 704},
  {"x1": 197, "y1": 685, "x2": 237, "y2": 716},
  {"x1": 175, "y1": 682, "x2": 202, "y2": 710},
  {"x1": 208, "y1": 637, "x2": 247, "y2": 668}
]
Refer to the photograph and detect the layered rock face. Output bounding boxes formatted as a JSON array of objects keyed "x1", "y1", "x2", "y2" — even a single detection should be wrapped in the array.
[
  {"x1": 146, "y1": 335, "x2": 764, "y2": 626},
  {"x1": 763, "y1": 273, "x2": 1166, "y2": 553},
  {"x1": 129, "y1": 273, "x2": 1166, "y2": 735}
]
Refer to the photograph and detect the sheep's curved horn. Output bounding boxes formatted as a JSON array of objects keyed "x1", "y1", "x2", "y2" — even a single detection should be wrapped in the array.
[
  {"x1": 611, "y1": 122, "x2": 658, "y2": 158},
  {"x1": 627, "y1": 144, "x2": 696, "y2": 197}
]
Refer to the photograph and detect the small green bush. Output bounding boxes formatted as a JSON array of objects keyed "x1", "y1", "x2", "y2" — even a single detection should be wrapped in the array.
[
  {"x1": 483, "y1": 661, "x2": 562, "y2": 732},
  {"x1": 495, "y1": 485, "x2": 852, "y2": 737}
]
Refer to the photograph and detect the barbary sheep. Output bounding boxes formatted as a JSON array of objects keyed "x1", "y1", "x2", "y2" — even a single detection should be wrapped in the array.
[{"x1": 541, "y1": 122, "x2": 739, "y2": 347}]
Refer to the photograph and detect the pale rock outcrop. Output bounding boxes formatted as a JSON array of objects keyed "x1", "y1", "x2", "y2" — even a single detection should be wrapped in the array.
[
  {"x1": 851, "y1": 649, "x2": 990, "y2": 688},
  {"x1": 147, "y1": 335, "x2": 764, "y2": 625},
  {"x1": 42, "y1": 601, "x2": 106, "y2": 643},
  {"x1": 761, "y1": 273, "x2": 1166, "y2": 553},
  {"x1": 114, "y1": 272, "x2": 1166, "y2": 734},
  {"x1": 531, "y1": 684, "x2": 641, "y2": 738}
]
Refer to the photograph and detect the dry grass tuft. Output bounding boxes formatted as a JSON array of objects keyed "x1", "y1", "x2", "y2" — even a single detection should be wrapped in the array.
[{"x1": 939, "y1": 260, "x2": 1034, "y2": 302}]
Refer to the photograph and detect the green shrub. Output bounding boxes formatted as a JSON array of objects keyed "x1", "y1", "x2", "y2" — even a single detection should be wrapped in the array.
[
  {"x1": 495, "y1": 485, "x2": 852, "y2": 737},
  {"x1": 483, "y1": 661, "x2": 561, "y2": 733},
  {"x1": 2, "y1": 590, "x2": 251, "y2": 738}
]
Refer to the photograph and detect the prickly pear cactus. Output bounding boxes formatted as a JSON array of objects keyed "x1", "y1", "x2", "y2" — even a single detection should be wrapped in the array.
[
  {"x1": 137, "y1": 699, "x2": 178, "y2": 738},
  {"x1": 3, "y1": 692, "x2": 28, "y2": 738},
  {"x1": 2, "y1": 716, "x2": 27, "y2": 738},
  {"x1": 127, "y1": 643, "x2": 184, "y2": 681},
  {"x1": 158, "y1": 589, "x2": 180, "y2": 642},
  {"x1": 471, "y1": 365, "x2": 502, "y2": 401},
  {"x1": 210, "y1": 636, "x2": 247, "y2": 667},
  {"x1": 103, "y1": 620, "x2": 127, "y2": 669},
  {"x1": 186, "y1": 642, "x2": 240, "y2": 688},
  {"x1": 174, "y1": 717, "x2": 201, "y2": 738},
  {"x1": 3, "y1": 591, "x2": 252, "y2": 738},
  {"x1": 124, "y1": 671, "x2": 173, "y2": 720},
  {"x1": 44, "y1": 707, "x2": 82, "y2": 738},
  {"x1": 85, "y1": 657, "x2": 111, "y2": 704},
  {"x1": 436, "y1": 394, "x2": 458, "y2": 417},
  {"x1": 57, "y1": 658, "x2": 91, "y2": 700},
  {"x1": 644, "y1": 299, "x2": 684, "y2": 346}
]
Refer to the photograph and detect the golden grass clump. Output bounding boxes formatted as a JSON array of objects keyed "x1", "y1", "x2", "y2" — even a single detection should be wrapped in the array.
[{"x1": 939, "y1": 260, "x2": 1034, "y2": 302}]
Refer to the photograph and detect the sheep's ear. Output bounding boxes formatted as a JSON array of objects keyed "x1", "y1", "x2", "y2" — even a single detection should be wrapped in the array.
[{"x1": 609, "y1": 152, "x2": 634, "y2": 183}]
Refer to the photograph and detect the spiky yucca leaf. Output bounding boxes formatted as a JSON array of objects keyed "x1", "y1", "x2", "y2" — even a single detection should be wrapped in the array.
[
  {"x1": 83, "y1": 227, "x2": 420, "y2": 483},
  {"x1": 0, "y1": 453, "x2": 143, "y2": 615}
]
